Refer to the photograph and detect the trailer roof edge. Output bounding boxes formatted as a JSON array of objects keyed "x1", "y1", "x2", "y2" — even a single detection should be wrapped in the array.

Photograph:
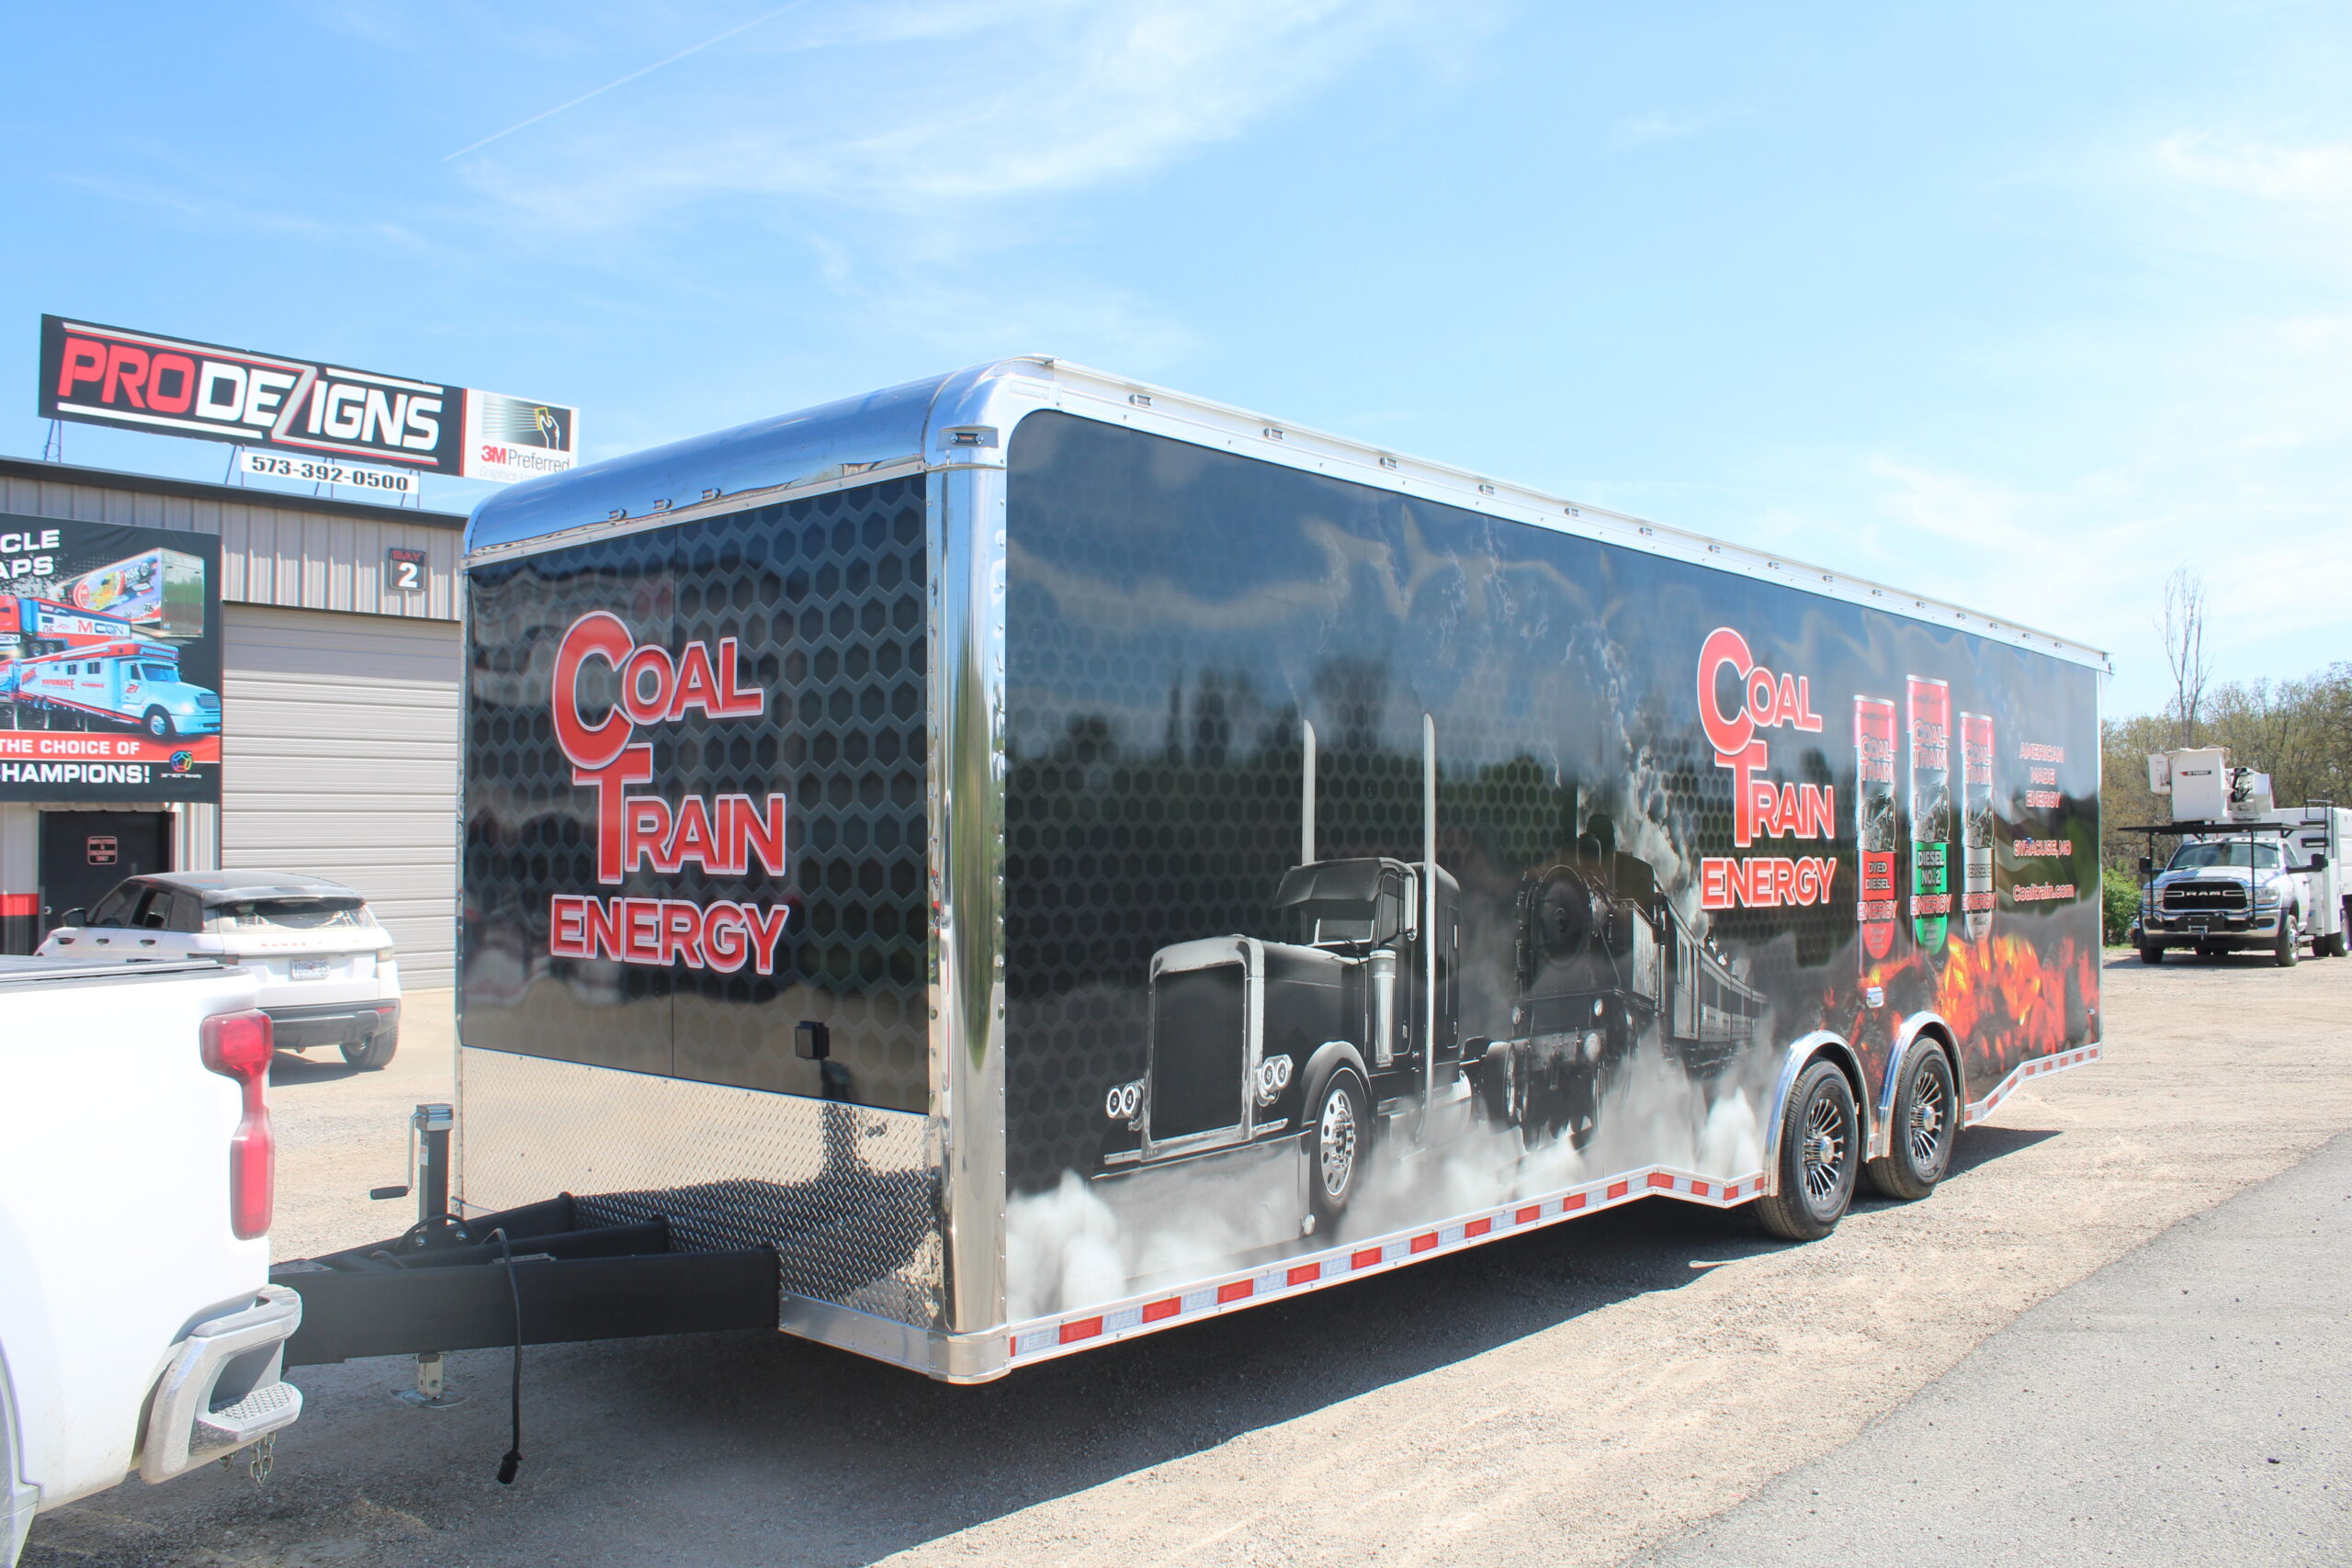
[{"x1": 464, "y1": 355, "x2": 2110, "y2": 673}]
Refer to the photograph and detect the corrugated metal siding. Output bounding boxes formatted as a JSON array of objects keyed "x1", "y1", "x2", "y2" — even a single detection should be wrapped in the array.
[
  {"x1": 221, "y1": 604, "x2": 459, "y2": 987},
  {"x1": 0, "y1": 468, "x2": 460, "y2": 622}
]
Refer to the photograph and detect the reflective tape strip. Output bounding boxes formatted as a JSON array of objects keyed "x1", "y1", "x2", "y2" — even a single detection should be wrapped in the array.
[
  {"x1": 1004, "y1": 1158, "x2": 1773, "y2": 1362},
  {"x1": 1964, "y1": 1042, "x2": 2102, "y2": 1125}
]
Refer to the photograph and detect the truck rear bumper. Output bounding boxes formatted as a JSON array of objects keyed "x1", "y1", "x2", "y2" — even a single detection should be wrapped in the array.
[
  {"x1": 139, "y1": 1286, "x2": 304, "y2": 1483},
  {"x1": 264, "y1": 998, "x2": 399, "y2": 1051}
]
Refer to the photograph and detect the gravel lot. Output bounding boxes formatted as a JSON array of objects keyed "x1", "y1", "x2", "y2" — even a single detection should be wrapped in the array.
[{"x1": 27, "y1": 953, "x2": 2352, "y2": 1568}]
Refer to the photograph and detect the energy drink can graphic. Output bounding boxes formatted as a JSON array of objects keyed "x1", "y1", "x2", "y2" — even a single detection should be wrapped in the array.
[
  {"x1": 1906, "y1": 677, "x2": 1951, "y2": 961},
  {"x1": 1855, "y1": 696, "x2": 1899, "y2": 969},
  {"x1": 1961, "y1": 711, "x2": 1996, "y2": 942}
]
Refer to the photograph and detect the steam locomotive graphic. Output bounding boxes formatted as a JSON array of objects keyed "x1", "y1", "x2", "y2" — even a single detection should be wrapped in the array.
[{"x1": 1094, "y1": 721, "x2": 1765, "y2": 1231}]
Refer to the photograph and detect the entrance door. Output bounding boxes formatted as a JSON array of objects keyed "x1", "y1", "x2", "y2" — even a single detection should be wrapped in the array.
[{"x1": 39, "y1": 811, "x2": 172, "y2": 937}]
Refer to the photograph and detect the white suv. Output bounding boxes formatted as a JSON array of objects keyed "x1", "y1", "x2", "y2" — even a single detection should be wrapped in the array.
[{"x1": 38, "y1": 872, "x2": 402, "y2": 1069}]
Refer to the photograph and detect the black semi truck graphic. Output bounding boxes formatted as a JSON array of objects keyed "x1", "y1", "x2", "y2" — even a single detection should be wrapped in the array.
[{"x1": 1094, "y1": 719, "x2": 1765, "y2": 1227}]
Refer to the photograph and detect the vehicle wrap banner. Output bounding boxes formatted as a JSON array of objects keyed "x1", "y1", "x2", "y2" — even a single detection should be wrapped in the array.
[
  {"x1": 1000, "y1": 412, "x2": 2100, "y2": 1324},
  {"x1": 0, "y1": 513, "x2": 222, "y2": 802},
  {"x1": 460, "y1": 477, "x2": 931, "y2": 1113},
  {"x1": 38, "y1": 315, "x2": 578, "y2": 484}
]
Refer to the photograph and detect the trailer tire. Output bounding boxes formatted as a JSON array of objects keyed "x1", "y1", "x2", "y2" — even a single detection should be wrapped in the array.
[
  {"x1": 2137, "y1": 937, "x2": 2165, "y2": 964},
  {"x1": 343, "y1": 1026, "x2": 398, "y2": 1070},
  {"x1": 1864, "y1": 1044, "x2": 1956, "y2": 1201},
  {"x1": 1304, "y1": 1066, "x2": 1367, "y2": 1224},
  {"x1": 143, "y1": 706, "x2": 175, "y2": 739},
  {"x1": 1753, "y1": 1061, "x2": 1859, "y2": 1242}
]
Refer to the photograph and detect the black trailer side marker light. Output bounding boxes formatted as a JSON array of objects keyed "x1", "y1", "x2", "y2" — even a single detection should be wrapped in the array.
[
  {"x1": 796, "y1": 1020, "x2": 830, "y2": 1061},
  {"x1": 1128, "y1": 393, "x2": 1151, "y2": 408}
]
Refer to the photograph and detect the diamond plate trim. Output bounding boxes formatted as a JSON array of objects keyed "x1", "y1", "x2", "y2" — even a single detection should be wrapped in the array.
[{"x1": 458, "y1": 1046, "x2": 943, "y2": 1328}]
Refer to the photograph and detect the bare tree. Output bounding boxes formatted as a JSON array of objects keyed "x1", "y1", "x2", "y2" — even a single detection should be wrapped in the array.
[{"x1": 2157, "y1": 566, "x2": 2212, "y2": 749}]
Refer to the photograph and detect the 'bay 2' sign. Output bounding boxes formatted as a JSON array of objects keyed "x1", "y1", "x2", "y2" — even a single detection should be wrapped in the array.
[{"x1": 38, "y1": 315, "x2": 578, "y2": 483}]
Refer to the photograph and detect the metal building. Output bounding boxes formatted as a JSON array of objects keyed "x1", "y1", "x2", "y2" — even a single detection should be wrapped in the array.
[{"x1": 0, "y1": 456, "x2": 462, "y2": 986}]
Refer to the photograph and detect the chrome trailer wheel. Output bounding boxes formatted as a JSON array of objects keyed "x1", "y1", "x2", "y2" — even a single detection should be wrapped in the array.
[
  {"x1": 1865, "y1": 1044, "x2": 1957, "y2": 1201},
  {"x1": 1753, "y1": 1061, "x2": 1860, "y2": 1242}
]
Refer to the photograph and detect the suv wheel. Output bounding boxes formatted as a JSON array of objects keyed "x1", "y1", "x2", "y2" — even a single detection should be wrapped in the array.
[{"x1": 342, "y1": 1027, "x2": 398, "y2": 1070}]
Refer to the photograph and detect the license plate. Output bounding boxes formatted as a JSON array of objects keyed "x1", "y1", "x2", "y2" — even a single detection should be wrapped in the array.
[
  {"x1": 290, "y1": 958, "x2": 331, "y2": 980},
  {"x1": 2189, "y1": 919, "x2": 2210, "y2": 934}
]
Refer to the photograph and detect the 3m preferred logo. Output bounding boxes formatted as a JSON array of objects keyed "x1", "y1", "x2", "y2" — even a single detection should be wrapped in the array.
[{"x1": 463, "y1": 390, "x2": 580, "y2": 483}]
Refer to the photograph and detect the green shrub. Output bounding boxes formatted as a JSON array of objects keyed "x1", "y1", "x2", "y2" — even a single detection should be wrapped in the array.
[{"x1": 2101, "y1": 866, "x2": 2143, "y2": 945}]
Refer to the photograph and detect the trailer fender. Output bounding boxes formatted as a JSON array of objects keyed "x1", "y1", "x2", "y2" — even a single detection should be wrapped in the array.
[
  {"x1": 1871, "y1": 1014, "x2": 1962, "y2": 1162},
  {"x1": 1760, "y1": 1032, "x2": 1867, "y2": 1199}
]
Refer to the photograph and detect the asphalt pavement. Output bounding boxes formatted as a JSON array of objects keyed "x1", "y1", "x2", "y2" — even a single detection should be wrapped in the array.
[{"x1": 1636, "y1": 1127, "x2": 2352, "y2": 1566}]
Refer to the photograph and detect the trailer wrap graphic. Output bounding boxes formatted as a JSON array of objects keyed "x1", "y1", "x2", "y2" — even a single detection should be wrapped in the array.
[
  {"x1": 462, "y1": 478, "x2": 930, "y2": 1111},
  {"x1": 1001, "y1": 412, "x2": 2098, "y2": 1324},
  {"x1": 0, "y1": 513, "x2": 221, "y2": 803}
]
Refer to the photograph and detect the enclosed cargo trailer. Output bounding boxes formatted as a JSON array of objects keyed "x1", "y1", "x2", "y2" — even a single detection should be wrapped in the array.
[{"x1": 426, "y1": 358, "x2": 2105, "y2": 1383}]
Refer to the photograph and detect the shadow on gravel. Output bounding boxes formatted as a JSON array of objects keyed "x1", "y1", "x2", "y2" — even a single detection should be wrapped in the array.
[
  {"x1": 269, "y1": 1052, "x2": 366, "y2": 1087},
  {"x1": 29, "y1": 1199, "x2": 1785, "y2": 1568},
  {"x1": 1946, "y1": 1123, "x2": 2062, "y2": 1179}
]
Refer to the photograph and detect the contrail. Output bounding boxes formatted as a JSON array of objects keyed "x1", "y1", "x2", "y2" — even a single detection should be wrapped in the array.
[{"x1": 444, "y1": 1, "x2": 809, "y2": 162}]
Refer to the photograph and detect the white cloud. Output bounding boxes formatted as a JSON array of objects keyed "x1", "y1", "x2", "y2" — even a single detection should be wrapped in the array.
[
  {"x1": 452, "y1": 0, "x2": 1473, "y2": 228},
  {"x1": 1837, "y1": 306, "x2": 2352, "y2": 713},
  {"x1": 1608, "y1": 106, "x2": 1736, "y2": 150},
  {"x1": 2155, "y1": 131, "x2": 2352, "y2": 205}
]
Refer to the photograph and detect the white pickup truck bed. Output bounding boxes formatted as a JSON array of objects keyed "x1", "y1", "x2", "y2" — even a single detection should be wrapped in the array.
[{"x1": 1, "y1": 954, "x2": 302, "y2": 1566}]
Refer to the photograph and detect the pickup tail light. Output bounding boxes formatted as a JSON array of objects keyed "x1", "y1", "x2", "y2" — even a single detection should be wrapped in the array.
[{"x1": 200, "y1": 1010, "x2": 275, "y2": 1239}]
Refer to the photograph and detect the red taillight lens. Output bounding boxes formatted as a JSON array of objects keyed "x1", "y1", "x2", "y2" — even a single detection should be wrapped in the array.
[{"x1": 200, "y1": 1010, "x2": 274, "y2": 1239}]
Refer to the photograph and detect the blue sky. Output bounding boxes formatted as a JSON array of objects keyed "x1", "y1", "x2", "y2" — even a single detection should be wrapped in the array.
[{"x1": 3, "y1": 1, "x2": 2346, "y2": 716}]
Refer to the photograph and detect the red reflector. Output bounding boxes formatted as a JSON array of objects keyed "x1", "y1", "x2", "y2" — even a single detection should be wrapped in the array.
[
  {"x1": 1564, "y1": 1192, "x2": 1586, "y2": 1210},
  {"x1": 1058, "y1": 1317, "x2": 1102, "y2": 1344},
  {"x1": 1606, "y1": 1180, "x2": 1629, "y2": 1200},
  {"x1": 1647, "y1": 1173, "x2": 1674, "y2": 1190},
  {"x1": 1351, "y1": 1247, "x2": 1383, "y2": 1269},
  {"x1": 1287, "y1": 1263, "x2": 1320, "y2": 1286},
  {"x1": 1216, "y1": 1280, "x2": 1252, "y2": 1303},
  {"x1": 1142, "y1": 1298, "x2": 1182, "y2": 1323},
  {"x1": 200, "y1": 1010, "x2": 274, "y2": 1239},
  {"x1": 1515, "y1": 1204, "x2": 1542, "y2": 1224},
  {"x1": 1691, "y1": 1181, "x2": 1711, "y2": 1197},
  {"x1": 1408, "y1": 1233, "x2": 1437, "y2": 1254},
  {"x1": 1464, "y1": 1218, "x2": 1491, "y2": 1237}
]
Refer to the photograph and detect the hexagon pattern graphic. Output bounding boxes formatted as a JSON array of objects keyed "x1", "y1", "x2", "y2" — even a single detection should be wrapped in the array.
[{"x1": 463, "y1": 477, "x2": 929, "y2": 1113}]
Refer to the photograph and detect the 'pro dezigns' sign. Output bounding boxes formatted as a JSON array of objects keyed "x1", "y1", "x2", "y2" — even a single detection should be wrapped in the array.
[{"x1": 38, "y1": 315, "x2": 578, "y2": 482}]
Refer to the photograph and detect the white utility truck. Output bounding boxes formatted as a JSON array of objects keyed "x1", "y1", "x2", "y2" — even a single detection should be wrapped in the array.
[
  {"x1": 1, "y1": 954, "x2": 302, "y2": 1567},
  {"x1": 2133, "y1": 748, "x2": 2346, "y2": 964}
]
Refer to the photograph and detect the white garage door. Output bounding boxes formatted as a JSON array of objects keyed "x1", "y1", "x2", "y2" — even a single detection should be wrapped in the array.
[{"x1": 221, "y1": 604, "x2": 460, "y2": 987}]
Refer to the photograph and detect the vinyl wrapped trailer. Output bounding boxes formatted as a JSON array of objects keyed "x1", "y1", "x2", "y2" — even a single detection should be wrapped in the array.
[{"x1": 283, "y1": 358, "x2": 2109, "y2": 1383}]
